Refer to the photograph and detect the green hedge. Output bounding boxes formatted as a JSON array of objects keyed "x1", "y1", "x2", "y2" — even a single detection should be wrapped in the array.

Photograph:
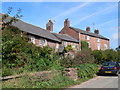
[{"x1": 76, "y1": 64, "x2": 98, "y2": 79}]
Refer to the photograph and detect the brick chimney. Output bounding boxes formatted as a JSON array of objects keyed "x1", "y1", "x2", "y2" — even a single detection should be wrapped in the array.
[
  {"x1": 46, "y1": 19, "x2": 53, "y2": 32},
  {"x1": 94, "y1": 29, "x2": 99, "y2": 34},
  {"x1": 64, "y1": 18, "x2": 70, "y2": 27},
  {"x1": 86, "y1": 26, "x2": 90, "y2": 32}
]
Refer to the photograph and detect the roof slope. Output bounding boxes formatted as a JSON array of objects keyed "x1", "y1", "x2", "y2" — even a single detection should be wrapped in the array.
[
  {"x1": 70, "y1": 27, "x2": 109, "y2": 40},
  {"x1": 52, "y1": 33, "x2": 79, "y2": 43},
  {"x1": 2, "y1": 14, "x2": 61, "y2": 42}
]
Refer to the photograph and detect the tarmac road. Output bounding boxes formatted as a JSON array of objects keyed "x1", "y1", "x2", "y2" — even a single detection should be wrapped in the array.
[{"x1": 69, "y1": 75, "x2": 119, "y2": 88}]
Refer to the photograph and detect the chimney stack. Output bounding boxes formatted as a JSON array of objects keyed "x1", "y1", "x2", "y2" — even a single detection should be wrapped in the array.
[
  {"x1": 64, "y1": 18, "x2": 70, "y2": 27},
  {"x1": 46, "y1": 19, "x2": 53, "y2": 32},
  {"x1": 86, "y1": 26, "x2": 90, "y2": 32},
  {"x1": 94, "y1": 29, "x2": 99, "y2": 34}
]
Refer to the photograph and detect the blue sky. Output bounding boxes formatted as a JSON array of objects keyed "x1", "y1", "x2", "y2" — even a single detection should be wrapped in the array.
[{"x1": 2, "y1": 2, "x2": 118, "y2": 49}]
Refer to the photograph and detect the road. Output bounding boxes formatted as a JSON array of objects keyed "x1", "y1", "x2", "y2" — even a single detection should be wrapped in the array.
[{"x1": 69, "y1": 75, "x2": 119, "y2": 88}]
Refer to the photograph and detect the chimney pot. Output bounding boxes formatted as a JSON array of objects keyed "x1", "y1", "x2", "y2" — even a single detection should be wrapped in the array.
[
  {"x1": 94, "y1": 29, "x2": 99, "y2": 34},
  {"x1": 64, "y1": 18, "x2": 70, "y2": 27},
  {"x1": 46, "y1": 19, "x2": 53, "y2": 32},
  {"x1": 86, "y1": 26, "x2": 90, "y2": 32}
]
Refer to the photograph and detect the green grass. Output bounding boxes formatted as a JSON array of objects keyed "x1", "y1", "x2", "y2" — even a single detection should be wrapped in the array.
[{"x1": 2, "y1": 72, "x2": 95, "y2": 88}]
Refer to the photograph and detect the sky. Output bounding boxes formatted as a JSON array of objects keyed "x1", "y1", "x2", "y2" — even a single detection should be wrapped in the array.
[{"x1": 2, "y1": 2, "x2": 118, "y2": 49}]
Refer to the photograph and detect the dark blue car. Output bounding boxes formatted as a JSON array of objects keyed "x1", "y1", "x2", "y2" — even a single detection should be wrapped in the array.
[{"x1": 99, "y1": 62, "x2": 120, "y2": 75}]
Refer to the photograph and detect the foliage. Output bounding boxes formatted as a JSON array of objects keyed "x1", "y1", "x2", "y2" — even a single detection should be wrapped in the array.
[
  {"x1": 2, "y1": 72, "x2": 76, "y2": 88},
  {"x1": 65, "y1": 45, "x2": 73, "y2": 52},
  {"x1": 92, "y1": 49, "x2": 120, "y2": 64},
  {"x1": 60, "y1": 55, "x2": 75, "y2": 68},
  {"x1": 92, "y1": 50, "x2": 106, "y2": 64},
  {"x1": 2, "y1": 26, "x2": 54, "y2": 76},
  {"x1": 60, "y1": 49, "x2": 94, "y2": 68},
  {"x1": 81, "y1": 41, "x2": 89, "y2": 50},
  {"x1": 76, "y1": 64, "x2": 98, "y2": 79},
  {"x1": 74, "y1": 49, "x2": 94, "y2": 64}
]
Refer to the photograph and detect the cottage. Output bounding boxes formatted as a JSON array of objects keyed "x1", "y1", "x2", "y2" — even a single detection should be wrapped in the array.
[
  {"x1": 59, "y1": 18, "x2": 110, "y2": 50},
  {"x1": 1, "y1": 14, "x2": 79, "y2": 52}
]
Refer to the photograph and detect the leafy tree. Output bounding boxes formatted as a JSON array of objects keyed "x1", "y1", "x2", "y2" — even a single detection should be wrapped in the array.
[{"x1": 92, "y1": 50, "x2": 107, "y2": 64}]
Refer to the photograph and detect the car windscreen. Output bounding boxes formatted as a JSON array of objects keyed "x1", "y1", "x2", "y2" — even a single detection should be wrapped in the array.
[{"x1": 102, "y1": 62, "x2": 116, "y2": 67}]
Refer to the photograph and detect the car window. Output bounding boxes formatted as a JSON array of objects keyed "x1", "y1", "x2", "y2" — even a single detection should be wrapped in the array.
[{"x1": 102, "y1": 62, "x2": 116, "y2": 67}]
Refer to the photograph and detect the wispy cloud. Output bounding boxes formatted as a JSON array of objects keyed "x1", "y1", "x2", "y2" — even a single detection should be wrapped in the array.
[
  {"x1": 96, "y1": 19, "x2": 118, "y2": 28},
  {"x1": 52, "y1": 1, "x2": 91, "y2": 20},
  {"x1": 73, "y1": 4, "x2": 117, "y2": 26}
]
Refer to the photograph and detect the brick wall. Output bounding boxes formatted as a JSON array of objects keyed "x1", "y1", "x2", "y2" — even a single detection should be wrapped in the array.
[
  {"x1": 80, "y1": 33, "x2": 110, "y2": 50},
  {"x1": 60, "y1": 27, "x2": 110, "y2": 50},
  {"x1": 60, "y1": 27, "x2": 79, "y2": 40}
]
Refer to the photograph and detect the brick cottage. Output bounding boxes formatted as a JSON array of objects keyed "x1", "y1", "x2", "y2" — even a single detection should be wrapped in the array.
[
  {"x1": 1, "y1": 13, "x2": 79, "y2": 52},
  {"x1": 59, "y1": 18, "x2": 110, "y2": 50}
]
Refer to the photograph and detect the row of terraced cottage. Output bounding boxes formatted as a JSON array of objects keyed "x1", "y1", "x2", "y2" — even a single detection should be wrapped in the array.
[{"x1": 3, "y1": 16, "x2": 110, "y2": 52}]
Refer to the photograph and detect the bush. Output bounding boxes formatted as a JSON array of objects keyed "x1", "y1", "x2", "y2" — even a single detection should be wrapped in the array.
[
  {"x1": 2, "y1": 26, "x2": 55, "y2": 76},
  {"x1": 74, "y1": 49, "x2": 94, "y2": 64},
  {"x1": 65, "y1": 45, "x2": 73, "y2": 52},
  {"x1": 92, "y1": 49, "x2": 120, "y2": 64},
  {"x1": 81, "y1": 41, "x2": 89, "y2": 50},
  {"x1": 76, "y1": 64, "x2": 98, "y2": 79}
]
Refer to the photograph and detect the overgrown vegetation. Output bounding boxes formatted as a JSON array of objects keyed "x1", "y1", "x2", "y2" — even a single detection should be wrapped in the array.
[
  {"x1": 2, "y1": 8, "x2": 120, "y2": 88},
  {"x1": 92, "y1": 49, "x2": 120, "y2": 64},
  {"x1": 2, "y1": 26, "x2": 57, "y2": 76},
  {"x1": 3, "y1": 64, "x2": 98, "y2": 88},
  {"x1": 76, "y1": 64, "x2": 98, "y2": 79}
]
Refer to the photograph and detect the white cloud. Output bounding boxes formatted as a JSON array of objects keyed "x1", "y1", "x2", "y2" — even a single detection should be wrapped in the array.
[
  {"x1": 111, "y1": 30, "x2": 120, "y2": 41},
  {"x1": 73, "y1": 4, "x2": 117, "y2": 26},
  {"x1": 96, "y1": 19, "x2": 118, "y2": 28},
  {"x1": 52, "y1": 1, "x2": 91, "y2": 20}
]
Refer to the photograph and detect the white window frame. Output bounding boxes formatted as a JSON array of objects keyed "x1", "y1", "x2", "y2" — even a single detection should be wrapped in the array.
[
  {"x1": 56, "y1": 43, "x2": 59, "y2": 49},
  {"x1": 86, "y1": 35, "x2": 90, "y2": 40},
  {"x1": 40, "y1": 39, "x2": 47, "y2": 46},
  {"x1": 96, "y1": 38, "x2": 100, "y2": 42},
  {"x1": 72, "y1": 43, "x2": 76, "y2": 48},
  {"x1": 97, "y1": 43, "x2": 100, "y2": 50},
  {"x1": 104, "y1": 44, "x2": 108, "y2": 50},
  {"x1": 30, "y1": 36, "x2": 35, "y2": 44},
  {"x1": 88, "y1": 42, "x2": 90, "y2": 48},
  {"x1": 64, "y1": 41, "x2": 68, "y2": 47}
]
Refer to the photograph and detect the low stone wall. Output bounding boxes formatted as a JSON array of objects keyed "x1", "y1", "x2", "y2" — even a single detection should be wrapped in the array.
[{"x1": 64, "y1": 68, "x2": 78, "y2": 81}]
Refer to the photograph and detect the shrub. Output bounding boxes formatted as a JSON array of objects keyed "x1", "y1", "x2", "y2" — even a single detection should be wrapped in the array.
[
  {"x1": 81, "y1": 41, "x2": 89, "y2": 50},
  {"x1": 2, "y1": 26, "x2": 55, "y2": 76},
  {"x1": 74, "y1": 49, "x2": 94, "y2": 64},
  {"x1": 65, "y1": 45, "x2": 73, "y2": 52},
  {"x1": 76, "y1": 64, "x2": 98, "y2": 79}
]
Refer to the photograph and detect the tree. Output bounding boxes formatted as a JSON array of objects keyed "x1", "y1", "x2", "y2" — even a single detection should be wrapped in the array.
[
  {"x1": 2, "y1": 7, "x2": 23, "y2": 30},
  {"x1": 92, "y1": 50, "x2": 107, "y2": 64}
]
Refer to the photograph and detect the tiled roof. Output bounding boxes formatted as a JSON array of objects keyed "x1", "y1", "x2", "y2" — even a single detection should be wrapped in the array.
[
  {"x1": 70, "y1": 27, "x2": 109, "y2": 40},
  {"x1": 52, "y1": 33, "x2": 79, "y2": 43},
  {"x1": 2, "y1": 14, "x2": 61, "y2": 42}
]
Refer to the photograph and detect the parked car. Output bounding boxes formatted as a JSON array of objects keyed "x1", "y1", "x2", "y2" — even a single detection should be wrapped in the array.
[{"x1": 99, "y1": 62, "x2": 120, "y2": 75}]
